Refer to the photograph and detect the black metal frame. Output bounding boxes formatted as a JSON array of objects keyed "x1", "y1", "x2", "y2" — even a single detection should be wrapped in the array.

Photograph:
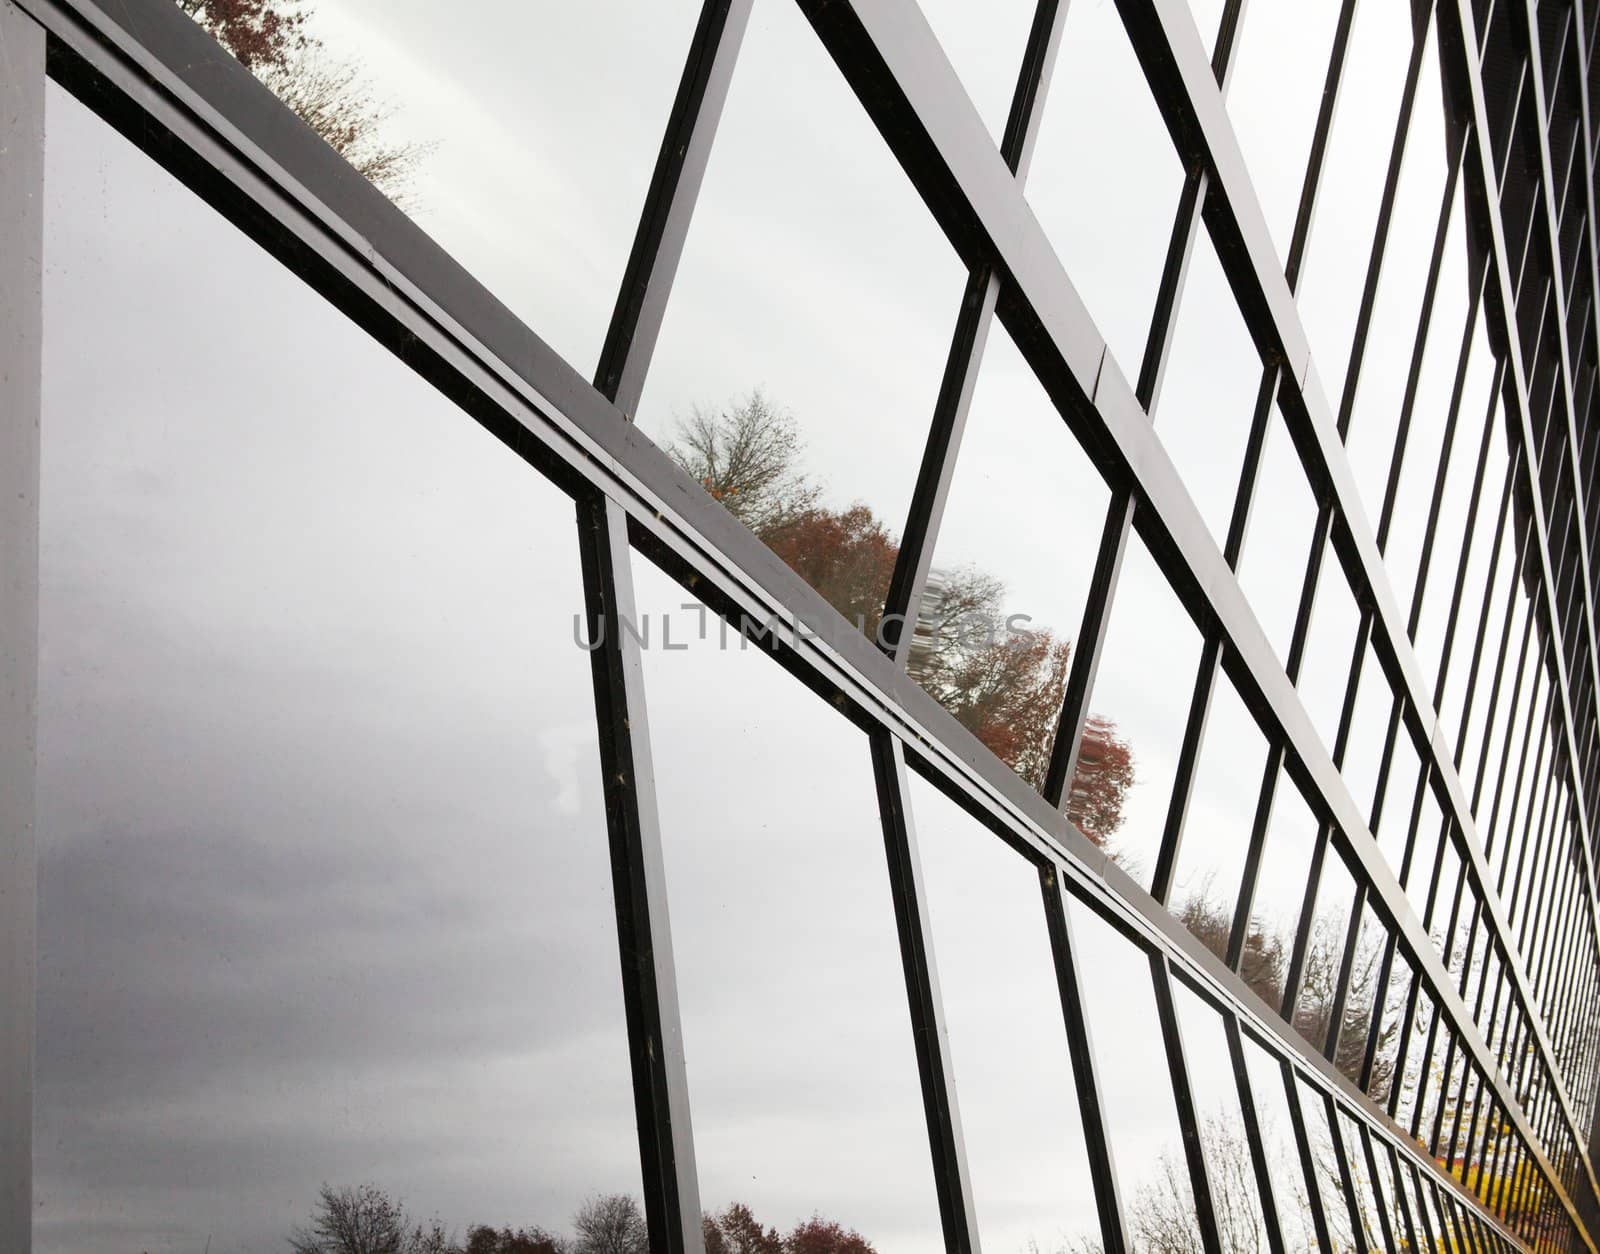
[{"x1": 4, "y1": 0, "x2": 1600, "y2": 1248}]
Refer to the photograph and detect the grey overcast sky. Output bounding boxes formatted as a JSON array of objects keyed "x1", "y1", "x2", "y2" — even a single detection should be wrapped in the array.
[{"x1": 36, "y1": 0, "x2": 1460, "y2": 1249}]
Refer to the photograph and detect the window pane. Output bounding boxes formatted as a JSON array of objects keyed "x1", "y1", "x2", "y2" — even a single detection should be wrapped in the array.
[
  {"x1": 632, "y1": 558, "x2": 942, "y2": 1248},
  {"x1": 1340, "y1": 644, "x2": 1394, "y2": 824},
  {"x1": 37, "y1": 85, "x2": 640, "y2": 1253},
  {"x1": 1067, "y1": 899, "x2": 1204, "y2": 1250},
  {"x1": 217, "y1": 0, "x2": 701, "y2": 377},
  {"x1": 1294, "y1": 839, "x2": 1359, "y2": 1053},
  {"x1": 1297, "y1": 10, "x2": 1425, "y2": 406},
  {"x1": 1237, "y1": 406, "x2": 1320, "y2": 669},
  {"x1": 912, "y1": 325, "x2": 1111, "y2": 792},
  {"x1": 1244, "y1": 772, "x2": 1321, "y2": 1013},
  {"x1": 1170, "y1": 986, "x2": 1271, "y2": 1249},
  {"x1": 1027, "y1": 0, "x2": 1187, "y2": 374},
  {"x1": 1381, "y1": 188, "x2": 1473, "y2": 622},
  {"x1": 1337, "y1": 904, "x2": 1388, "y2": 1087},
  {"x1": 1296, "y1": 545, "x2": 1361, "y2": 754},
  {"x1": 1373, "y1": 722, "x2": 1424, "y2": 878},
  {"x1": 1343, "y1": 34, "x2": 1453, "y2": 526},
  {"x1": 1296, "y1": 1081, "x2": 1361, "y2": 1250},
  {"x1": 1079, "y1": 537, "x2": 1205, "y2": 886},
  {"x1": 1170, "y1": 671, "x2": 1270, "y2": 961},
  {"x1": 1415, "y1": 320, "x2": 1502, "y2": 701},
  {"x1": 1336, "y1": 1111, "x2": 1389, "y2": 1251},
  {"x1": 1239, "y1": 1036, "x2": 1321, "y2": 1250},
  {"x1": 637, "y1": 0, "x2": 967, "y2": 639},
  {"x1": 1152, "y1": 233, "x2": 1264, "y2": 551},
  {"x1": 1224, "y1": 0, "x2": 1344, "y2": 262},
  {"x1": 911, "y1": 776, "x2": 1099, "y2": 1251}
]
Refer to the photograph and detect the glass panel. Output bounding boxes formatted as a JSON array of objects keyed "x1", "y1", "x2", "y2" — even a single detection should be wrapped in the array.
[
  {"x1": 1067, "y1": 899, "x2": 1203, "y2": 1250},
  {"x1": 1170, "y1": 986, "x2": 1271, "y2": 1249},
  {"x1": 1394, "y1": 985, "x2": 1436, "y2": 1136},
  {"x1": 1342, "y1": 38, "x2": 1453, "y2": 527},
  {"x1": 1416, "y1": 329, "x2": 1503, "y2": 703},
  {"x1": 1335, "y1": 904, "x2": 1388, "y2": 1087},
  {"x1": 1293, "y1": 838, "x2": 1359, "y2": 1054},
  {"x1": 1382, "y1": 191, "x2": 1473, "y2": 621},
  {"x1": 1366, "y1": 949, "x2": 1414, "y2": 1109},
  {"x1": 913, "y1": 325, "x2": 1111, "y2": 792},
  {"x1": 1297, "y1": 1, "x2": 1416, "y2": 394},
  {"x1": 1296, "y1": 542, "x2": 1362, "y2": 754},
  {"x1": 1243, "y1": 772, "x2": 1321, "y2": 1013},
  {"x1": 1337, "y1": 1111, "x2": 1389, "y2": 1252},
  {"x1": 1223, "y1": 0, "x2": 1344, "y2": 262},
  {"x1": 1240, "y1": 1037, "x2": 1321, "y2": 1251},
  {"x1": 1402, "y1": 790, "x2": 1445, "y2": 921},
  {"x1": 910, "y1": 775, "x2": 1099, "y2": 1251},
  {"x1": 638, "y1": 0, "x2": 967, "y2": 638},
  {"x1": 37, "y1": 86, "x2": 641, "y2": 1253},
  {"x1": 1374, "y1": 723, "x2": 1424, "y2": 879},
  {"x1": 1152, "y1": 232, "x2": 1263, "y2": 551},
  {"x1": 632, "y1": 559, "x2": 943, "y2": 1248},
  {"x1": 1170, "y1": 671, "x2": 1270, "y2": 960},
  {"x1": 200, "y1": 0, "x2": 702, "y2": 376},
  {"x1": 1296, "y1": 1081, "x2": 1361, "y2": 1250},
  {"x1": 1339, "y1": 644, "x2": 1393, "y2": 824},
  {"x1": 1027, "y1": 0, "x2": 1188, "y2": 374},
  {"x1": 1459, "y1": 543, "x2": 1525, "y2": 799},
  {"x1": 1236, "y1": 406, "x2": 1320, "y2": 669},
  {"x1": 1369, "y1": 1137, "x2": 1418, "y2": 1249},
  {"x1": 916, "y1": 0, "x2": 1036, "y2": 145},
  {"x1": 1476, "y1": 617, "x2": 1536, "y2": 836},
  {"x1": 1078, "y1": 537, "x2": 1205, "y2": 885}
]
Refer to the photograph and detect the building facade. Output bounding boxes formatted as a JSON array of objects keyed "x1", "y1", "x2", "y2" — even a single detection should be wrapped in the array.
[{"x1": 3, "y1": 0, "x2": 1600, "y2": 1250}]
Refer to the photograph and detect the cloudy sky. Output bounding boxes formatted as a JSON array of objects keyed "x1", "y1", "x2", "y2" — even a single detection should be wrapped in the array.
[{"x1": 34, "y1": 0, "x2": 1472, "y2": 1250}]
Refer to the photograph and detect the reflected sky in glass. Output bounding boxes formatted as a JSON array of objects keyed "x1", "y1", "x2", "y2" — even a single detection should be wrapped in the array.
[
  {"x1": 1082, "y1": 537, "x2": 1205, "y2": 888},
  {"x1": 37, "y1": 85, "x2": 641, "y2": 1254},
  {"x1": 288, "y1": 0, "x2": 700, "y2": 378},
  {"x1": 1027, "y1": 0, "x2": 1185, "y2": 376},
  {"x1": 1224, "y1": 0, "x2": 1342, "y2": 264},
  {"x1": 635, "y1": 0, "x2": 967, "y2": 636},
  {"x1": 632, "y1": 557, "x2": 943, "y2": 1251},
  {"x1": 1067, "y1": 899, "x2": 1204, "y2": 1251},
  {"x1": 910, "y1": 775, "x2": 1100, "y2": 1252}
]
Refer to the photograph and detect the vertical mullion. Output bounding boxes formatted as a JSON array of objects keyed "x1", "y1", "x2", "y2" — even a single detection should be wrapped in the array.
[
  {"x1": 594, "y1": 0, "x2": 753, "y2": 416},
  {"x1": 880, "y1": 0, "x2": 1073, "y2": 665},
  {"x1": 1282, "y1": 0, "x2": 1361, "y2": 291},
  {"x1": 0, "y1": 4, "x2": 43, "y2": 1251},
  {"x1": 1041, "y1": 867, "x2": 1132, "y2": 1254},
  {"x1": 576, "y1": 494, "x2": 705, "y2": 1254},
  {"x1": 1152, "y1": 958, "x2": 1224, "y2": 1254},
  {"x1": 871, "y1": 733, "x2": 982, "y2": 1253},
  {"x1": 578, "y1": 9, "x2": 757, "y2": 1245},
  {"x1": 1281, "y1": 1061, "x2": 1335, "y2": 1252},
  {"x1": 1225, "y1": 1015, "x2": 1288, "y2": 1254}
]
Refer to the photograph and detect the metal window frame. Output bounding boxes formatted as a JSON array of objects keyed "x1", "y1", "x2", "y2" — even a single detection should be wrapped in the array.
[{"x1": 1, "y1": 0, "x2": 1596, "y2": 1249}]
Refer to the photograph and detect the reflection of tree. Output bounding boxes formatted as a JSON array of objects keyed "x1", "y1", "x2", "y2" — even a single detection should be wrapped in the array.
[
  {"x1": 665, "y1": 392, "x2": 1133, "y2": 833},
  {"x1": 1042, "y1": 1118, "x2": 1259, "y2": 1252},
  {"x1": 701, "y1": 1202, "x2": 875, "y2": 1254},
  {"x1": 288, "y1": 1187, "x2": 875, "y2": 1254},
  {"x1": 1174, "y1": 895, "x2": 1396, "y2": 1098},
  {"x1": 176, "y1": 0, "x2": 431, "y2": 201},
  {"x1": 288, "y1": 1183, "x2": 457, "y2": 1254}
]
